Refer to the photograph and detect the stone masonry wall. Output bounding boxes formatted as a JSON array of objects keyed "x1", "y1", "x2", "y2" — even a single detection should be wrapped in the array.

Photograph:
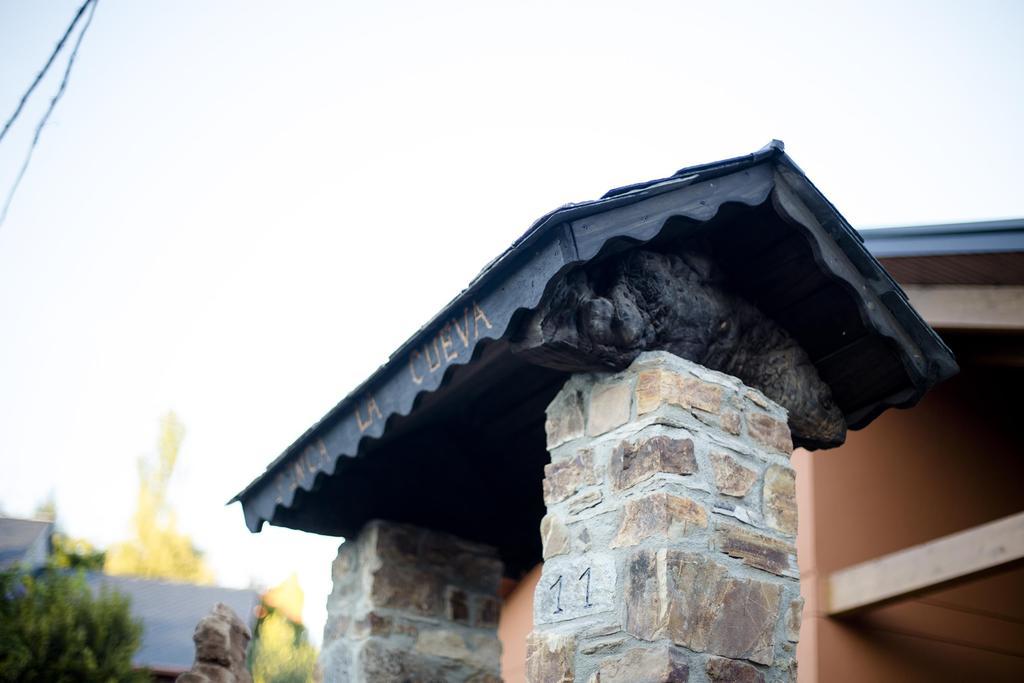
[
  {"x1": 527, "y1": 351, "x2": 802, "y2": 683},
  {"x1": 320, "y1": 520, "x2": 504, "y2": 683}
]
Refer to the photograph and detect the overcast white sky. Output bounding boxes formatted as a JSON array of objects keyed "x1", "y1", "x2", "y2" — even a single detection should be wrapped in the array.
[{"x1": 1, "y1": 0, "x2": 1022, "y2": 640}]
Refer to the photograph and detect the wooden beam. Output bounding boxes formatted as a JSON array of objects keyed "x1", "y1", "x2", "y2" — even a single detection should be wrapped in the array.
[
  {"x1": 902, "y1": 285, "x2": 1024, "y2": 330},
  {"x1": 827, "y1": 511, "x2": 1024, "y2": 616}
]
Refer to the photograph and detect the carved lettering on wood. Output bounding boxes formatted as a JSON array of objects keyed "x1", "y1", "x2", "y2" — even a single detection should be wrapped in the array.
[{"x1": 409, "y1": 302, "x2": 492, "y2": 385}]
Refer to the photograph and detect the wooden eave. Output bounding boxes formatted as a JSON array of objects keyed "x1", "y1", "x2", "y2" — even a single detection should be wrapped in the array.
[{"x1": 231, "y1": 142, "x2": 956, "y2": 571}]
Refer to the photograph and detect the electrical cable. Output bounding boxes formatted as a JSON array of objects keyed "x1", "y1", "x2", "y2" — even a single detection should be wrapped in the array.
[
  {"x1": 0, "y1": 0, "x2": 99, "y2": 229},
  {"x1": 0, "y1": 0, "x2": 96, "y2": 146}
]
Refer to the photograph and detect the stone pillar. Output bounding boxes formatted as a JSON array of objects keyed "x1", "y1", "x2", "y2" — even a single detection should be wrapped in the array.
[
  {"x1": 320, "y1": 520, "x2": 504, "y2": 683},
  {"x1": 527, "y1": 351, "x2": 802, "y2": 683}
]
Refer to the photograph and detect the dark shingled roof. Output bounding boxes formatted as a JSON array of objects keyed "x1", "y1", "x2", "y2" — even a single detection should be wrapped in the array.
[
  {"x1": 84, "y1": 574, "x2": 260, "y2": 675},
  {"x1": 232, "y1": 142, "x2": 957, "y2": 573}
]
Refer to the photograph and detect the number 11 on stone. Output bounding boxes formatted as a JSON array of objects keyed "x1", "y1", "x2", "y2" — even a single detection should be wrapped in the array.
[
  {"x1": 549, "y1": 575, "x2": 564, "y2": 614},
  {"x1": 579, "y1": 567, "x2": 592, "y2": 607}
]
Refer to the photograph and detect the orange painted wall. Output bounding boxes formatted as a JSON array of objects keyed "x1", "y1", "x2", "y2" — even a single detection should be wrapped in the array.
[
  {"x1": 800, "y1": 362, "x2": 1024, "y2": 682},
  {"x1": 498, "y1": 565, "x2": 541, "y2": 683}
]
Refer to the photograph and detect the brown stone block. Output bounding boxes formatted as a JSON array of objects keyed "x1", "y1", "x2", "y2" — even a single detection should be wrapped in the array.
[
  {"x1": 624, "y1": 549, "x2": 671, "y2": 640},
  {"x1": 745, "y1": 389, "x2": 770, "y2": 409},
  {"x1": 579, "y1": 638, "x2": 624, "y2": 656},
  {"x1": 636, "y1": 369, "x2": 723, "y2": 415},
  {"x1": 747, "y1": 413, "x2": 793, "y2": 454},
  {"x1": 178, "y1": 663, "x2": 239, "y2": 683},
  {"x1": 587, "y1": 644, "x2": 690, "y2": 682},
  {"x1": 392, "y1": 619, "x2": 419, "y2": 638},
  {"x1": 721, "y1": 409, "x2": 742, "y2": 435},
  {"x1": 786, "y1": 596, "x2": 803, "y2": 643},
  {"x1": 544, "y1": 450, "x2": 597, "y2": 505},
  {"x1": 358, "y1": 638, "x2": 463, "y2": 682},
  {"x1": 525, "y1": 631, "x2": 575, "y2": 683},
  {"x1": 447, "y1": 551, "x2": 504, "y2": 594},
  {"x1": 701, "y1": 574, "x2": 781, "y2": 665},
  {"x1": 354, "y1": 639, "x2": 417, "y2": 681},
  {"x1": 763, "y1": 465, "x2": 797, "y2": 535},
  {"x1": 566, "y1": 488, "x2": 603, "y2": 516},
  {"x1": 626, "y1": 549, "x2": 782, "y2": 665},
  {"x1": 475, "y1": 595, "x2": 501, "y2": 628},
  {"x1": 445, "y1": 587, "x2": 470, "y2": 624},
  {"x1": 540, "y1": 514, "x2": 571, "y2": 560},
  {"x1": 635, "y1": 369, "x2": 666, "y2": 415},
  {"x1": 414, "y1": 629, "x2": 471, "y2": 661},
  {"x1": 705, "y1": 656, "x2": 765, "y2": 683},
  {"x1": 714, "y1": 522, "x2": 797, "y2": 578},
  {"x1": 611, "y1": 492, "x2": 707, "y2": 548},
  {"x1": 466, "y1": 673, "x2": 503, "y2": 683},
  {"x1": 369, "y1": 564, "x2": 442, "y2": 617},
  {"x1": 661, "y1": 553, "x2": 727, "y2": 653},
  {"x1": 420, "y1": 529, "x2": 500, "y2": 570},
  {"x1": 679, "y1": 376, "x2": 724, "y2": 413},
  {"x1": 546, "y1": 388, "x2": 585, "y2": 448},
  {"x1": 414, "y1": 630, "x2": 502, "y2": 674},
  {"x1": 350, "y1": 611, "x2": 392, "y2": 638},
  {"x1": 582, "y1": 622, "x2": 620, "y2": 639},
  {"x1": 331, "y1": 546, "x2": 356, "y2": 581},
  {"x1": 323, "y1": 613, "x2": 350, "y2": 641},
  {"x1": 587, "y1": 381, "x2": 632, "y2": 436},
  {"x1": 710, "y1": 451, "x2": 757, "y2": 498},
  {"x1": 411, "y1": 527, "x2": 502, "y2": 592},
  {"x1": 610, "y1": 434, "x2": 696, "y2": 491},
  {"x1": 370, "y1": 521, "x2": 422, "y2": 563}
]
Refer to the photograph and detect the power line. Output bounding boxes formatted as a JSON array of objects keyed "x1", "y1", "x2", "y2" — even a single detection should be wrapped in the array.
[
  {"x1": 0, "y1": 0, "x2": 99, "y2": 229},
  {"x1": 0, "y1": 0, "x2": 96, "y2": 146}
]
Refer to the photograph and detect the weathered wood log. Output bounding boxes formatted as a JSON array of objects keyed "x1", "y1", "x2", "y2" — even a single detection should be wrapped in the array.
[{"x1": 512, "y1": 247, "x2": 846, "y2": 448}]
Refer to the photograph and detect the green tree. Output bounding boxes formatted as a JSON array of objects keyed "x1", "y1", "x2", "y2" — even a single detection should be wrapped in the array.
[
  {"x1": 250, "y1": 609, "x2": 318, "y2": 683},
  {"x1": 0, "y1": 568, "x2": 147, "y2": 682},
  {"x1": 49, "y1": 532, "x2": 106, "y2": 571},
  {"x1": 105, "y1": 412, "x2": 213, "y2": 583},
  {"x1": 32, "y1": 496, "x2": 107, "y2": 571}
]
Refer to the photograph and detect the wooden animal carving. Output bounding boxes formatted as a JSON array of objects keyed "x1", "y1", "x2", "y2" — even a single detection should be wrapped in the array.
[{"x1": 512, "y1": 248, "x2": 846, "y2": 448}]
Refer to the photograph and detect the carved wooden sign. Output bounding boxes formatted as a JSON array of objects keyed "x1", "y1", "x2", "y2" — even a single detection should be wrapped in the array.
[
  {"x1": 408, "y1": 303, "x2": 493, "y2": 387},
  {"x1": 266, "y1": 301, "x2": 496, "y2": 507}
]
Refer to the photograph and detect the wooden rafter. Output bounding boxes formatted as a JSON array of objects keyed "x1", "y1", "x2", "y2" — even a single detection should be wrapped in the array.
[
  {"x1": 903, "y1": 285, "x2": 1024, "y2": 330},
  {"x1": 827, "y1": 511, "x2": 1024, "y2": 616}
]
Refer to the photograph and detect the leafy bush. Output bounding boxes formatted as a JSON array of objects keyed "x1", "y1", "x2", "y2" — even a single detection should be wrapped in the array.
[
  {"x1": 49, "y1": 532, "x2": 106, "y2": 572},
  {"x1": 250, "y1": 609, "x2": 318, "y2": 683},
  {"x1": 0, "y1": 568, "x2": 147, "y2": 683}
]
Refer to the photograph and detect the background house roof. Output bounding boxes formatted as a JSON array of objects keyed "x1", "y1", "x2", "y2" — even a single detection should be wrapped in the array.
[
  {"x1": 0, "y1": 516, "x2": 53, "y2": 570},
  {"x1": 860, "y1": 218, "x2": 1024, "y2": 257},
  {"x1": 84, "y1": 573, "x2": 259, "y2": 675},
  {"x1": 863, "y1": 220, "x2": 1024, "y2": 286}
]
